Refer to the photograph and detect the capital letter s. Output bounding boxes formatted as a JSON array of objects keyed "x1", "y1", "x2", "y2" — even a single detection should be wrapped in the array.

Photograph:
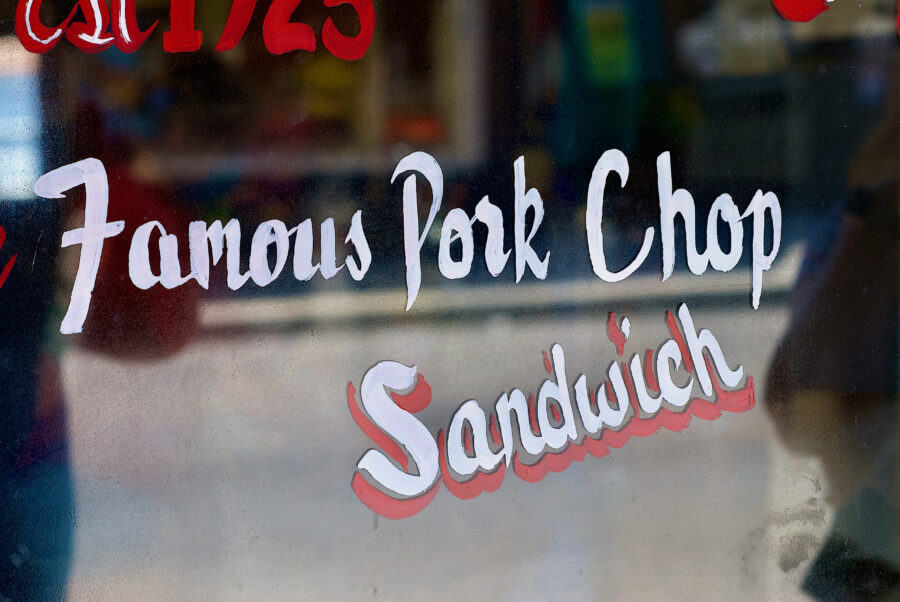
[{"x1": 355, "y1": 362, "x2": 439, "y2": 497}]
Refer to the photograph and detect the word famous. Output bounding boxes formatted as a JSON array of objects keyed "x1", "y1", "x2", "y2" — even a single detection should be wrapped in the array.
[
  {"x1": 17, "y1": 0, "x2": 374, "y2": 58},
  {"x1": 34, "y1": 150, "x2": 781, "y2": 335},
  {"x1": 348, "y1": 304, "x2": 755, "y2": 519}
]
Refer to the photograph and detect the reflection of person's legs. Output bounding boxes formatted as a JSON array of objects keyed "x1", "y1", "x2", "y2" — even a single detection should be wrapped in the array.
[
  {"x1": 0, "y1": 353, "x2": 75, "y2": 601},
  {"x1": 0, "y1": 458, "x2": 74, "y2": 601},
  {"x1": 766, "y1": 53, "x2": 899, "y2": 600}
]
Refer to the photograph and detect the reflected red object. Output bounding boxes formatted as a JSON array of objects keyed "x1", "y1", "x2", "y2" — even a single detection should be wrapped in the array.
[
  {"x1": 387, "y1": 114, "x2": 447, "y2": 146},
  {"x1": 771, "y1": 0, "x2": 900, "y2": 39},
  {"x1": 77, "y1": 167, "x2": 199, "y2": 359},
  {"x1": 770, "y1": 0, "x2": 829, "y2": 23},
  {"x1": 15, "y1": 354, "x2": 68, "y2": 467},
  {"x1": 15, "y1": 0, "x2": 74, "y2": 53}
]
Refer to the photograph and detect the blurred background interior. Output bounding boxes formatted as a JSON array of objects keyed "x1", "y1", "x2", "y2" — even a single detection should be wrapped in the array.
[{"x1": 0, "y1": 0, "x2": 896, "y2": 599}]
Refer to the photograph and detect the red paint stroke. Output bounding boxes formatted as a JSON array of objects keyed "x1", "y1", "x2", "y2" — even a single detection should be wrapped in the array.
[
  {"x1": 607, "y1": 312, "x2": 627, "y2": 356},
  {"x1": 15, "y1": 0, "x2": 78, "y2": 53},
  {"x1": 583, "y1": 436, "x2": 610, "y2": 459},
  {"x1": 514, "y1": 442, "x2": 587, "y2": 483},
  {"x1": 644, "y1": 349, "x2": 660, "y2": 393},
  {"x1": 0, "y1": 227, "x2": 16, "y2": 291},
  {"x1": 438, "y1": 430, "x2": 506, "y2": 500},
  {"x1": 351, "y1": 472, "x2": 441, "y2": 520},
  {"x1": 489, "y1": 413, "x2": 502, "y2": 446},
  {"x1": 771, "y1": 0, "x2": 828, "y2": 23},
  {"x1": 605, "y1": 379, "x2": 618, "y2": 406},
  {"x1": 549, "y1": 402, "x2": 562, "y2": 423},
  {"x1": 347, "y1": 382, "x2": 408, "y2": 470},
  {"x1": 163, "y1": 0, "x2": 203, "y2": 52},
  {"x1": 112, "y1": 0, "x2": 158, "y2": 53},
  {"x1": 64, "y1": 0, "x2": 113, "y2": 53},
  {"x1": 263, "y1": 0, "x2": 317, "y2": 55},
  {"x1": 216, "y1": 0, "x2": 257, "y2": 51},
  {"x1": 528, "y1": 393, "x2": 540, "y2": 434},
  {"x1": 542, "y1": 350, "x2": 552, "y2": 374},
  {"x1": 513, "y1": 436, "x2": 616, "y2": 484},
  {"x1": 321, "y1": 0, "x2": 375, "y2": 61},
  {"x1": 390, "y1": 374, "x2": 431, "y2": 413},
  {"x1": 665, "y1": 310, "x2": 694, "y2": 373}
]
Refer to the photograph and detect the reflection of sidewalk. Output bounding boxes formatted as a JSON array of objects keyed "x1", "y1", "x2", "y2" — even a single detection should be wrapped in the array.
[
  {"x1": 64, "y1": 282, "x2": 822, "y2": 600},
  {"x1": 201, "y1": 245, "x2": 803, "y2": 332}
]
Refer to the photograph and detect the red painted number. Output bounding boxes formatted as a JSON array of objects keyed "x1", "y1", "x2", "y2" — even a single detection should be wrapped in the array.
[
  {"x1": 16, "y1": 0, "x2": 375, "y2": 57},
  {"x1": 263, "y1": 0, "x2": 316, "y2": 55},
  {"x1": 322, "y1": 0, "x2": 374, "y2": 61},
  {"x1": 163, "y1": 0, "x2": 202, "y2": 52}
]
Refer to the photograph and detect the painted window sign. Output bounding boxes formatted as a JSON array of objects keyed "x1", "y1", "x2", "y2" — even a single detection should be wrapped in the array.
[
  {"x1": 17, "y1": 0, "x2": 900, "y2": 57},
  {"x1": 17, "y1": 0, "x2": 375, "y2": 56},
  {"x1": 37, "y1": 150, "x2": 781, "y2": 336},
  {"x1": 0, "y1": 0, "x2": 897, "y2": 600},
  {"x1": 34, "y1": 146, "x2": 780, "y2": 519},
  {"x1": 349, "y1": 305, "x2": 757, "y2": 519}
]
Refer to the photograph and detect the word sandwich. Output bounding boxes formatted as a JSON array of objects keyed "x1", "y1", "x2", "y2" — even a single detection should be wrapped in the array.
[{"x1": 348, "y1": 303, "x2": 755, "y2": 519}]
